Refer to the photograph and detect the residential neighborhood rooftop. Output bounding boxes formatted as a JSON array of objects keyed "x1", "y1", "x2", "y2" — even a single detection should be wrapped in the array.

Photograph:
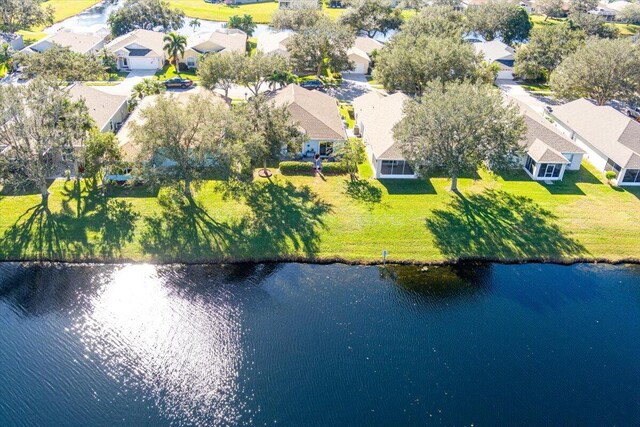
[
  {"x1": 550, "y1": 99, "x2": 640, "y2": 169},
  {"x1": 23, "y1": 29, "x2": 106, "y2": 54},
  {"x1": 67, "y1": 84, "x2": 128, "y2": 133},
  {"x1": 187, "y1": 29, "x2": 247, "y2": 54},
  {"x1": 271, "y1": 84, "x2": 346, "y2": 141},
  {"x1": 521, "y1": 110, "x2": 585, "y2": 159},
  {"x1": 106, "y1": 29, "x2": 166, "y2": 57}
]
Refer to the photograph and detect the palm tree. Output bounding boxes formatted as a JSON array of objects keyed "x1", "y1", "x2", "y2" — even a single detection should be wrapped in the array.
[
  {"x1": 163, "y1": 32, "x2": 187, "y2": 73},
  {"x1": 189, "y1": 18, "x2": 201, "y2": 32}
]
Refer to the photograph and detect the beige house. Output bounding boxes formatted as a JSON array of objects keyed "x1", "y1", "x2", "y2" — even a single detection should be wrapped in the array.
[
  {"x1": 22, "y1": 29, "x2": 107, "y2": 55},
  {"x1": 181, "y1": 29, "x2": 247, "y2": 69},
  {"x1": 67, "y1": 84, "x2": 129, "y2": 133},
  {"x1": 106, "y1": 29, "x2": 166, "y2": 71},
  {"x1": 271, "y1": 84, "x2": 347, "y2": 157},
  {"x1": 257, "y1": 31, "x2": 293, "y2": 56},
  {"x1": 519, "y1": 107, "x2": 585, "y2": 181},
  {"x1": 547, "y1": 98, "x2": 640, "y2": 186},
  {"x1": 345, "y1": 37, "x2": 383, "y2": 75},
  {"x1": 353, "y1": 91, "x2": 415, "y2": 178}
]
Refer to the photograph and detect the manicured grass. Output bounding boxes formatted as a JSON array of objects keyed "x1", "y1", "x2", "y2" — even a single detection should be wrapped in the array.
[
  {"x1": 154, "y1": 64, "x2": 201, "y2": 81},
  {"x1": 1, "y1": 162, "x2": 640, "y2": 264},
  {"x1": 167, "y1": 0, "x2": 279, "y2": 24},
  {"x1": 0, "y1": 63, "x2": 6, "y2": 78},
  {"x1": 530, "y1": 14, "x2": 640, "y2": 36},
  {"x1": 339, "y1": 103, "x2": 355, "y2": 128}
]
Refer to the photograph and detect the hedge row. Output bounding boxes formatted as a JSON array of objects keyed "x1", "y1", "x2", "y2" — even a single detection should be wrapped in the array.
[{"x1": 278, "y1": 161, "x2": 349, "y2": 175}]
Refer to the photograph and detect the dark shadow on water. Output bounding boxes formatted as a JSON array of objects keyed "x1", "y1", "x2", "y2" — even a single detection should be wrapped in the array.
[
  {"x1": 425, "y1": 189, "x2": 587, "y2": 259},
  {"x1": 379, "y1": 178, "x2": 436, "y2": 195},
  {"x1": 380, "y1": 262, "x2": 492, "y2": 305},
  {"x1": 343, "y1": 179, "x2": 382, "y2": 208}
]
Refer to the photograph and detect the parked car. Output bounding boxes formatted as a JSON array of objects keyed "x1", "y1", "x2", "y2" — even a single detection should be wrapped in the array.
[
  {"x1": 625, "y1": 105, "x2": 640, "y2": 120},
  {"x1": 164, "y1": 77, "x2": 194, "y2": 89},
  {"x1": 300, "y1": 79, "x2": 324, "y2": 90}
]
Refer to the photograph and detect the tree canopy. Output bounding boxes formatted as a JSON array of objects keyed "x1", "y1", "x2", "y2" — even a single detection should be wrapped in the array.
[
  {"x1": 239, "y1": 52, "x2": 291, "y2": 95},
  {"x1": 567, "y1": 12, "x2": 618, "y2": 38},
  {"x1": 163, "y1": 32, "x2": 187, "y2": 73},
  {"x1": 0, "y1": 0, "x2": 53, "y2": 33},
  {"x1": 271, "y1": 6, "x2": 323, "y2": 31},
  {"x1": 0, "y1": 78, "x2": 94, "y2": 206},
  {"x1": 536, "y1": 0, "x2": 567, "y2": 20},
  {"x1": 393, "y1": 81, "x2": 525, "y2": 191},
  {"x1": 339, "y1": 0, "x2": 403, "y2": 38},
  {"x1": 514, "y1": 24, "x2": 585, "y2": 81},
  {"x1": 465, "y1": 1, "x2": 532, "y2": 44},
  {"x1": 108, "y1": 0, "x2": 185, "y2": 36},
  {"x1": 14, "y1": 46, "x2": 107, "y2": 81},
  {"x1": 198, "y1": 51, "x2": 244, "y2": 98},
  {"x1": 550, "y1": 38, "x2": 640, "y2": 105},
  {"x1": 287, "y1": 17, "x2": 356, "y2": 76},
  {"x1": 373, "y1": 34, "x2": 489, "y2": 95},
  {"x1": 227, "y1": 14, "x2": 257, "y2": 37},
  {"x1": 131, "y1": 92, "x2": 240, "y2": 197},
  {"x1": 400, "y1": 6, "x2": 467, "y2": 39}
]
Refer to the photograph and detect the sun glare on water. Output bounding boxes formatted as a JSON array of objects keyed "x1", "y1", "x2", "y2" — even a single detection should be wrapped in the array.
[{"x1": 77, "y1": 264, "x2": 249, "y2": 425}]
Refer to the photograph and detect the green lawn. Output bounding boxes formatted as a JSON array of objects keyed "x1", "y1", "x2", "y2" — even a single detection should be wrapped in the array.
[
  {"x1": 0, "y1": 63, "x2": 6, "y2": 78},
  {"x1": 1, "y1": 162, "x2": 640, "y2": 264},
  {"x1": 530, "y1": 14, "x2": 640, "y2": 36},
  {"x1": 167, "y1": 0, "x2": 280, "y2": 24},
  {"x1": 154, "y1": 64, "x2": 201, "y2": 81}
]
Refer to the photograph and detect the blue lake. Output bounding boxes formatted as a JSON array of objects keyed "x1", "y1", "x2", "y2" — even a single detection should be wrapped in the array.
[{"x1": 0, "y1": 262, "x2": 639, "y2": 426}]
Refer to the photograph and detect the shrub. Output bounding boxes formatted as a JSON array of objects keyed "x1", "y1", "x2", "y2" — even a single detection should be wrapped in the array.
[
  {"x1": 605, "y1": 170, "x2": 617, "y2": 182},
  {"x1": 279, "y1": 161, "x2": 314, "y2": 175},
  {"x1": 322, "y1": 162, "x2": 349, "y2": 175}
]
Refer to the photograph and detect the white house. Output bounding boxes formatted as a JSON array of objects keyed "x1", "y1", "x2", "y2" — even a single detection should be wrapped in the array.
[
  {"x1": 271, "y1": 84, "x2": 347, "y2": 157},
  {"x1": 519, "y1": 109, "x2": 585, "y2": 181},
  {"x1": 353, "y1": 91, "x2": 416, "y2": 179},
  {"x1": 547, "y1": 98, "x2": 640, "y2": 186},
  {"x1": 181, "y1": 29, "x2": 247, "y2": 69},
  {"x1": 106, "y1": 29, "x2": 166, "y2": 71},
  {"x1": 473, "y1": 39, "x2": 516, "y2": 80},
  {"x1": 257, "y1": 31, "x2": 293, "y2": 57},
  {"x1": 22, "y1": 29, "x2": 107, "y2": 55},
  {"x1": 590, "y1": 3, "x2": 618, "y2": 20},
  {"x1": 67, "y1": 84, "x2": 129, "y2": 133},
  {"x1": 0, "y1": 33, "x2": 24, "y2": 51},
  {"x1": 344, "y1": 36, "x2": 383, "y2": 75}
]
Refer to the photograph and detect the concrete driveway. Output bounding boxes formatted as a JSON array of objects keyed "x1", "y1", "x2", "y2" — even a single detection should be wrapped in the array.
[
  {"x1": 94, "y1": 69, "x2": 157, "y2": 97},
  {"x1": 322, "y1": 74, "x2": 374, "y2": 102},
  {"x1": 496, "y1": 79, "x2": 551, "y2": 114}
]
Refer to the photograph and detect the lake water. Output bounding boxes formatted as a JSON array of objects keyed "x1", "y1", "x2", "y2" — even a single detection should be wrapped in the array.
[
  {"x1": 45, "y1": 0, "x2": 272, "y2": 37},
  {"x1": 1, "y1": 262, "x2": 639, "y2": 426}
]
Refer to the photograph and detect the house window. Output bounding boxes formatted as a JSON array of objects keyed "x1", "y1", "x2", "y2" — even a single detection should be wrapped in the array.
[
  {"x1": 525, "y1": 155, "x2": 536, "y2": 175},
  {"x1": 380, "y1": 160, "x2": 414, "y2": 175},
  {"x1": 537, "y1": 163, "x2": 562, "y2": 178},
  {"x1": 622, "y1": 169, "x2": 640, "y2": 183},
  {"x1": 319, "y1": 141, "x2": 334, "y2": 156},
  {"x1": 605, "y1": 159, "x2": 621, "y2": 172},
  {"x1": 187, "y1": 57, "x2": 196, "y2": 68}
]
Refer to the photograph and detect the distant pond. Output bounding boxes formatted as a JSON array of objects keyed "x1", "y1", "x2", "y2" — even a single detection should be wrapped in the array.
[{"x1": 1, "y1": 262, "x2": 639, "y2": 425}]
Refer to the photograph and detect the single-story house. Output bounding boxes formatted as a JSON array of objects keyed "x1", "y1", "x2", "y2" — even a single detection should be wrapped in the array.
[
  {"x1": 279, "y1": 0, "x2": 320, "y2": 9},
  {"x1": 473, "y1": 39, "x2": 516, "y2": 80},
  {"x1": 257, "y1": 31, "x2": 293, "y2": 57},
  {"x1": 106, "y1": 29, "x2": 166, "y2": 71},
  {"x1": 0, "y1": 33, "x2": 24, "y2": 51},
  {"x1": 271, "y1": 84, "x2": 347, "y2": 157},
  {"x1": 590, "y1": 4, "x2": 617, "y2": 20},
  {"x1": 519, "y1": 108, "x2": 585, "y2": 181},
  {"x1": 117, "y1": 87, "x2": 229, "y2": 164},
  {"x1": 546, "y1": 98, "x2": 640, "y2": 186},
  {"x1": 181, "y1": 29, "x2": 247, "y2": 68},
  {"x1": 606, "y1": 0, "x2": 632, "y2": 14},
  {"x1": 353, "y1": 91, "x2": 416, "y2": 179},
  {"x1": 22, "y1": 29, "x2": 107, "y2": 55},
  {"x1": 67, "y1": 83, "x2": 129, "y2": 133},
  {"x1": 344, "y1": 36, "x2": 382, "y2": 75}
]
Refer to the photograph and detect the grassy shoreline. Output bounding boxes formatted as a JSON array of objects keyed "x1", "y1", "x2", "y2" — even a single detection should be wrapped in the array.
[{"x1": 1, "y1": 163, "x2": 639, "y2": 264}]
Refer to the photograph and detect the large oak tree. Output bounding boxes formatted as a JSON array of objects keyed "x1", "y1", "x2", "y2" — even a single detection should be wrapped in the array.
[{"x1": 393, "y1": 81, "x2": 525, "y2": 191}]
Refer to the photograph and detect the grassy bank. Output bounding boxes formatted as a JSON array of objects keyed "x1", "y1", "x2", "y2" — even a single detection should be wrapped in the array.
[
  {"x1": 1, "y1": 162, "x2": 639, "y2": 264},
  {"x1": 530, "y1": 14, "x2": 640, "y2": 36}
]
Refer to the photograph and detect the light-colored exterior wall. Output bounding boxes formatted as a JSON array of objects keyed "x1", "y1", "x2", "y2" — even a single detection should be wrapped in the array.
[{"x1": 101, "y1": 101, "x2": 130, "y2": 133}]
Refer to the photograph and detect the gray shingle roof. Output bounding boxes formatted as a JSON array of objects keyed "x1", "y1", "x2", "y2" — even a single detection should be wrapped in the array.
[
  {"x1": 550, "y1": 98, "x2": 640, "y2": 169},
  {"x1": 67, "y1": 84, "x2": 128, "y2": 132}
]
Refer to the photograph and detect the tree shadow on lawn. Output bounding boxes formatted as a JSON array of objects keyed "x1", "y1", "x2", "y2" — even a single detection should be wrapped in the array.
[
  {"x1": 343, "y1": 179, "x2": 382, "y2": 209},
  {"x1": 0, "y1": 184, "x2": 139, "y2": 259},
  {"x1": 379, "y1": 178, "x2": 436, "y2": 195},
  {"x1": 140, "y1": 181, "x2": 333, "y2": 260},
  {"x1": 499, "y1": 166, "x2": 602, "y2": 196},
  {"x1": 425, "y1": 189, "x2": 587, "y2": 260},
  {"x1": 238, "y1": 180, "x2": 333, "y2": 258}
]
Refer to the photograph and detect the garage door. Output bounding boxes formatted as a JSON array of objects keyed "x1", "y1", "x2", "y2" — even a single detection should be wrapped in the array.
[
  {"x1": 128, "y1": 57, "x2": 161, "y2": 70},
  {"x1": 345, "y1": 62, "x2": 367, "y2": 74}
]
